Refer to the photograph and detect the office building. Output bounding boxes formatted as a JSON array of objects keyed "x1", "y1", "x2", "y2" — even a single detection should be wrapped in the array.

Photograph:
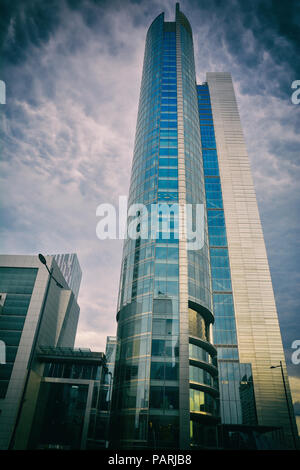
[
  {"x1": 14, "y1": 346, "x2": 107, "y2": 450},
  {"x1": 0, "y1": 254, "x2": 81, "y2": 449},
  {"x1": 99, "y1": 336, "x2": 117, "y2": 448},
  {"x1": 52, "y1": 253, "x2": 82, "y2": 300},
  {"x1": 110, "y1": 4, "x2": 298, "y2": 450}
]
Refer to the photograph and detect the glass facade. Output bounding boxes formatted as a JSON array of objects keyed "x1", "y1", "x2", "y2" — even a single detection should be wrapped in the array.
[
  {"x1": 27, "y1": 348, "x2": 107, "y2": 449},
  {"x1": 87, "y1": 336, "x2": 116, "y2": 449},
  {"x1": 52, "y1": 253, "x2": 82, "y2": 299},
  {"x1": 0, "y1": 267, "x2": 38, "y2": 398},
  {"x1": 197, "y1": 84, "x2": 257, "y2": 426},
  {"x1": 28, "y1": 382, "x2": 89, "y2": 449},
  {"x1": 109, "y1": 2, "x2": 296, "y2": 449},
  {"x1": 43, "y1": 359, "x2": 102, "y2": 381},
  {"x1": 0, "y1": 255, "x2": 84, "y2": 450},
  {"x1": 112, "y1": 14, "x2": 178, "y2": 448},
  {"x1": 111, "y1": 5, "x2": 218, "y2": 450}
]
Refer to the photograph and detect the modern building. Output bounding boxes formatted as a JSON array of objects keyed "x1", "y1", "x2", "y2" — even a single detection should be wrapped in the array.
[
  {"x1": 0, "y1": 254, "x2": 81, "y2": 449},
  {"x1": 13, "y1": 346, "x2": 107, "y2": 450},
  {"x1": 98, "y1": 336, "x2": 116, "y2": 448},
  {"x1": 52, "y1": 253, "x2": 82, "y2": 299},
  {"x1": 109, "y1": 4, "x2": 298, "y2": 450}
]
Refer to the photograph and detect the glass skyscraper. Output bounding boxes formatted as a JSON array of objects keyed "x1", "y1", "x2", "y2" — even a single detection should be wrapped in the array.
[
  {"x1": 110, "y1": 4, "x2": 297, "y2": 450},
  {"x1": 52, "y1": 253, "x2": 82, "y2": 300}
]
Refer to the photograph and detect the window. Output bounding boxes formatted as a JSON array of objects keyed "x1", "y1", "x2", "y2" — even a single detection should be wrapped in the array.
[
  {"x1": 188, "y1": 308, "x2": 209, "y2": 341},
  {"x1": 150, "y1": 386, "x2": 179, "y2": 409}
]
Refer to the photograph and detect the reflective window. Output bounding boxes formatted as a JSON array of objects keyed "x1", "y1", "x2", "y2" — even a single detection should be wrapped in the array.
[
  {"x1": 150, "y1": 361, "x2": 178, "y2": 380},
  {"x1": 150, "y1": 386, "x2": 179, "y2": 410},
  {"x1": 152, "y1": 339, "x2": 179, "y2": 358},
  {"x1": 189, "y1": 365, "x2": 214, "y2": 387},
  {"x1": 189, "y1": 388, "x2": 217, "y2": 415},
  {"x1": 28, "y1": 382, "x2": 89, "y2": 449},
  {"x1": 0, "y1": 267, "x2": 37, "y2": 398},
  {"x1": 188, "y1": 308, "x2": 209, "y2": 341}
]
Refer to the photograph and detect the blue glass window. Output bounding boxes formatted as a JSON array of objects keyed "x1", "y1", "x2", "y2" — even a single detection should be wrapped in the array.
[
  {"x1": 159, "y1": 148, "x2": 178, "y2": 156},
  {"x1": 160, "y1": 121, "x2": 177, "y2": 128},
  {"x1": 158, "y1": 169, "x2": 178, "y2": 178},
  {"x1": 158, "y1": 179, "x2": 178, "y2": 190}
]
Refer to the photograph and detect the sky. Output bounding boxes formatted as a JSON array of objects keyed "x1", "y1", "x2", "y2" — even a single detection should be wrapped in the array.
[{"x1": 0, "y1": 0, "x2": 300, "y2": 428}]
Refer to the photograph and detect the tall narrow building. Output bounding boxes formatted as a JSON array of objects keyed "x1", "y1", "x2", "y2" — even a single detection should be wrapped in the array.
[{"x1": 110, "y1": 4, "x2": 297, "y2": 450}]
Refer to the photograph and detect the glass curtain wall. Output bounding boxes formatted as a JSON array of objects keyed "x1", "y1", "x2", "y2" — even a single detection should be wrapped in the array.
[
  {"x1": 111, "y1": 6, "x2": 219, "y2": 449},
  {"x1": 111, "y1": 13, "x2": 165, "y2": 449},
  {"x1": 197, "y1": 84, "x2": 257, "y2": 426},
  {"x1": 176, "y1": 6, "x2": 219, "y2": 449},
  {"x1": 0, "y1": 267, "x2": 38, "y2": 398}
]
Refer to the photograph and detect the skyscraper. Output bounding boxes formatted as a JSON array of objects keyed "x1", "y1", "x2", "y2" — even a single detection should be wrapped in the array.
[
  {"x1": 110, "y1": 4, "x2": 297, "y2": 450},
  {"x1": 0, "y1": 254, "x2": 81, "y2": 449},
  {"x1": 52, "y1": 253, "x2": 82, "y2": 299}
]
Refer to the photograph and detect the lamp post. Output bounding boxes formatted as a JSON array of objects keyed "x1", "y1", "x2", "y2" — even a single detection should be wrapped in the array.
[
  {"x1": 38, "y1": 254, "x2": 64, "y2": 288},
  {"x1": 9, "y1": 254, "x2": 64, "y2": 449},
  {"x1": 104, "y1": 367, "x2": 113, "y2": 448},
  {"x1": 270, "y1": 361, "x2": 298, "y2": 449},
  {"x1": 26, "y1": 254, "x2": 64, "y2": 366}
]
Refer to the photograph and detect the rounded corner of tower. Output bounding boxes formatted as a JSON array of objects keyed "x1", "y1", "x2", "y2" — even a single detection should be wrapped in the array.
[{"x1": 146, "y1": 11, "x2": 164, "y2": 36}]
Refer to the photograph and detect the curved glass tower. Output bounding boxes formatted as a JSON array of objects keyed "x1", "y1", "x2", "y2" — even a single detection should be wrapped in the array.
[
  {"x1": 110, "y1": 4, "x2": 219, "y2": 450},
  {"x1": 110, "y1": 3, "x2": 298, "y2": 451}
]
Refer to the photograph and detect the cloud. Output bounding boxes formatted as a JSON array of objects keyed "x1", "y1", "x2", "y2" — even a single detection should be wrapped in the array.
[
  {"x1": 187, "y1": 0, "x2": 300, "y2": 382},
  {"x1": 0, "y1": 0, "x2": 299, "y2": 389},
  {"x1": 0, "y1": 0, "x2": 149, "y2": 351}
]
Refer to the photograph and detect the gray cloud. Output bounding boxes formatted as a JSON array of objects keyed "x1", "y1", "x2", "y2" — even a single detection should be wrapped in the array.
[{"x1": 0, "y1": 0, "x2": 299, "y2": 394}]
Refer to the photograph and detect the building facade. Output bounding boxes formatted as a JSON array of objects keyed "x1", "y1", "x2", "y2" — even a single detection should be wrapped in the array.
[
  {"x1": 110, "y1": 4, "x2": 298, "y2": 450},
  {"x1": 0, "y1": 254, "x2": 81, "y2": 449},
  {"x1": 52, "y1": 253, "x2": 82, "y2": 300},
  {"x1": 14, "y1": 346, "x2": 106, "y2": 450},
  {"x1": 99, "y1": 336, "x2": 117, "y2": 448}
]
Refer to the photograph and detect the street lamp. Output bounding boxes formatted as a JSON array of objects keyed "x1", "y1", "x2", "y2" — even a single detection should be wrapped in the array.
[
  {"x1": 9, "y1": 254, "x2": 64, "y2": 449},
  {"x1": 32, "y1": 253, "x2": 64, "y2": 361},
  {"x1": 103, "y1": 366, "x2": 113, "y2": 449},
  {"x1": 270, "y1": 360, "x2": 298, "y2": 449},
  {"x1": 38, "y1": 254, "x2": 64, "y2": 288}
]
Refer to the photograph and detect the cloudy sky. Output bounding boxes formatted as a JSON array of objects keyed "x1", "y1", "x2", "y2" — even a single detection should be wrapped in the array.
[{"x1": 1, "y1": 0, "x2": 299, "y2": 426}]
